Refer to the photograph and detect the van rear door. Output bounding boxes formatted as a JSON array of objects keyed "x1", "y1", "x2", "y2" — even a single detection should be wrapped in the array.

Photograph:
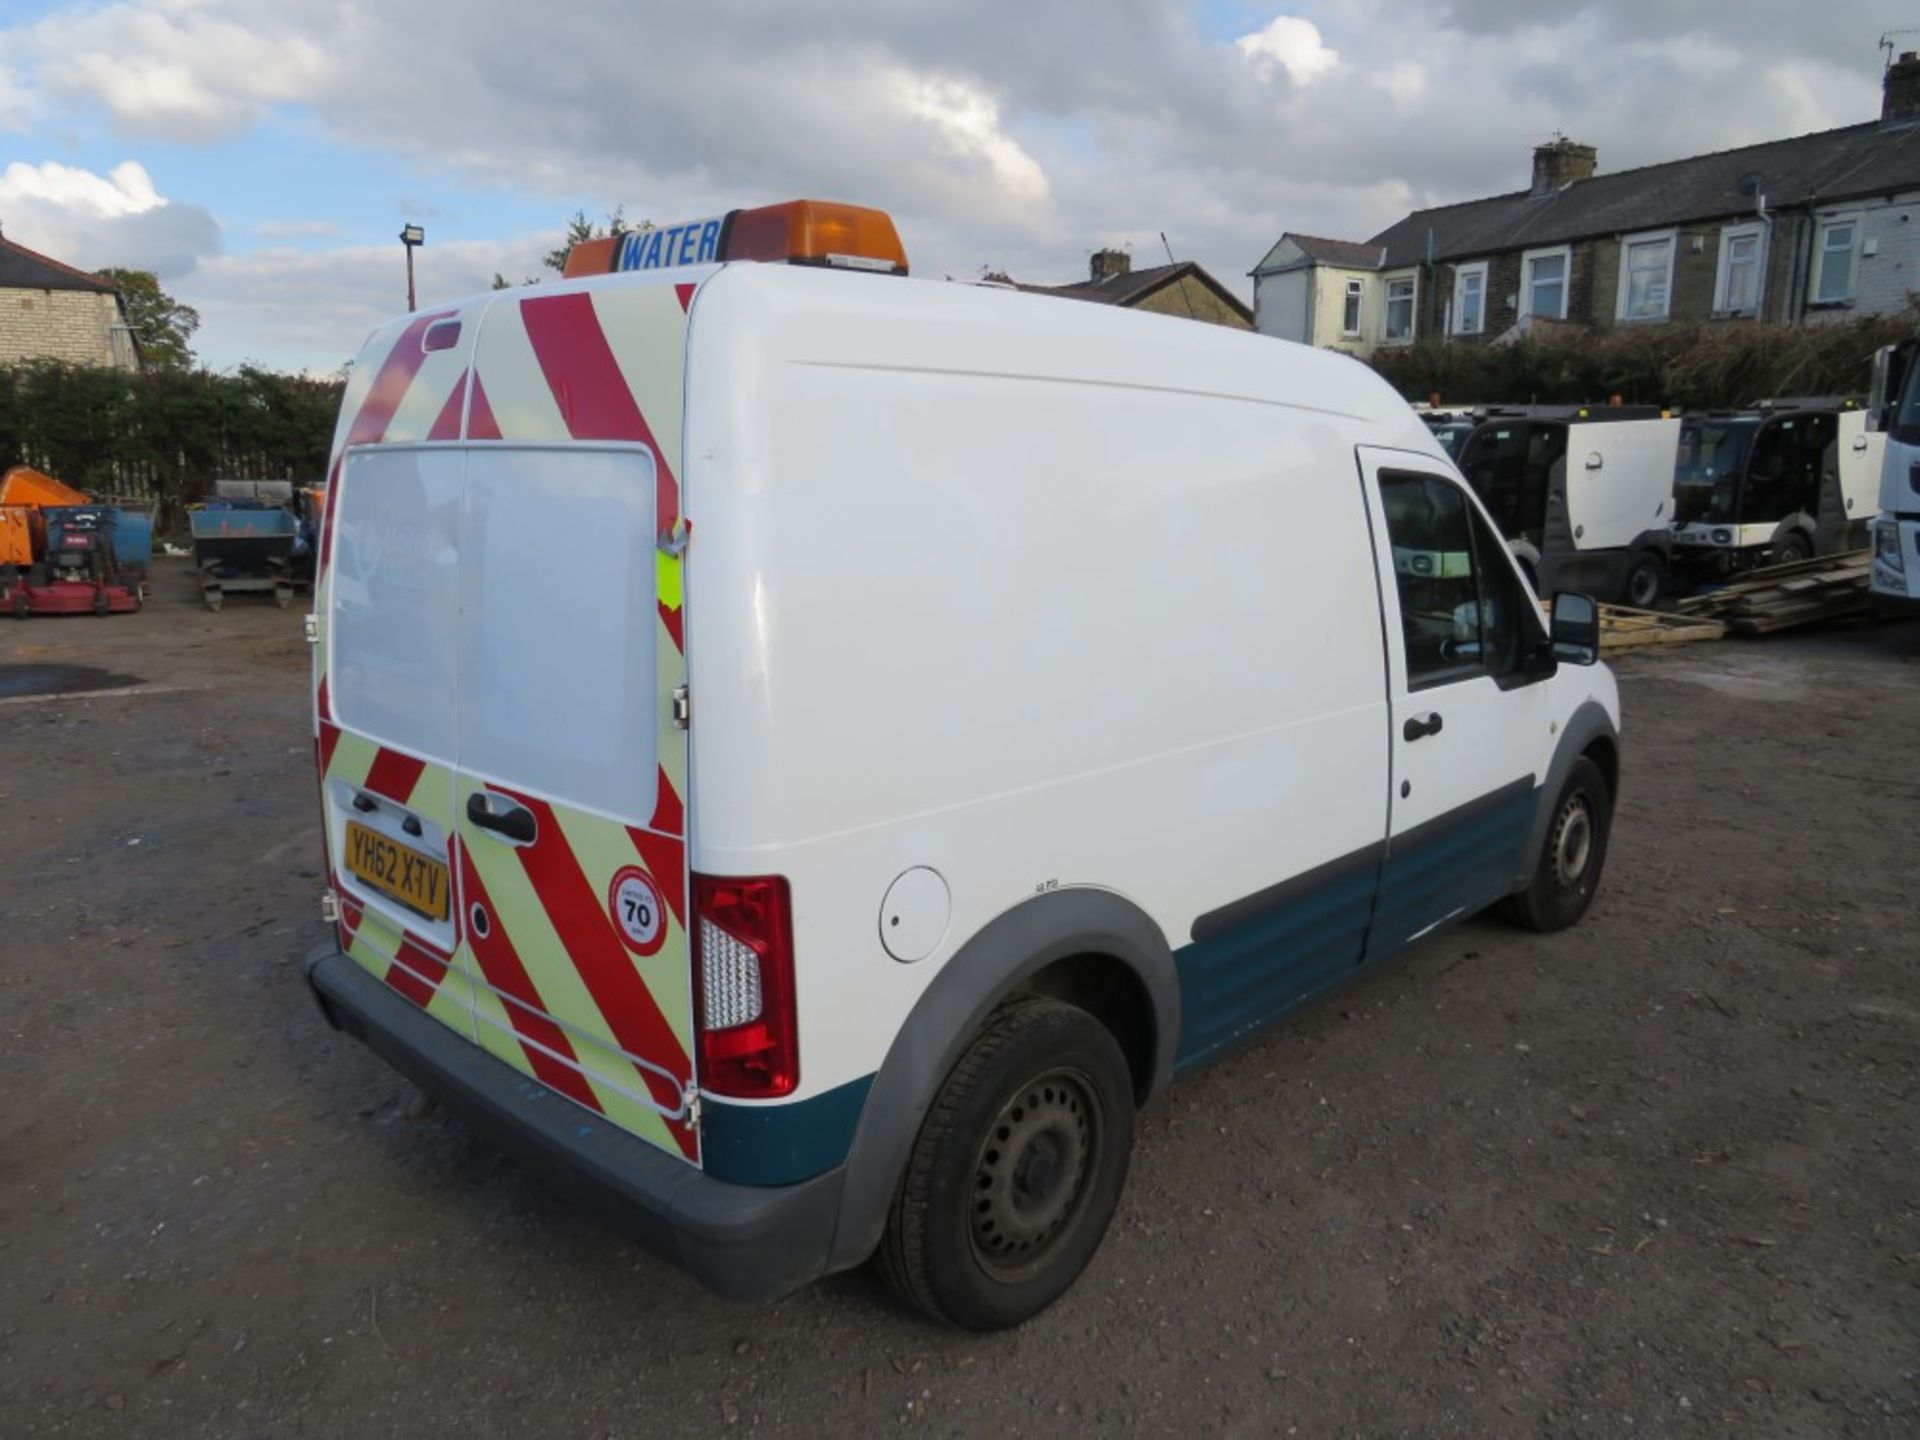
[
  {"x1": 451, "y1": 444, "x2": 698, "y2": 1162},
  {"x1": 449, "y1": 280, "x2": 701, "y2": 1164}
]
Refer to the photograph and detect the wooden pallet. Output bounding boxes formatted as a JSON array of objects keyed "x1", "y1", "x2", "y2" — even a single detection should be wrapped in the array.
[
  {"x1": 1596, "y1": 604, "x2": 1729, "y2": 651},
  {"x1": 1671, "y1": 550, "x2": 1870, "y2": 635}
]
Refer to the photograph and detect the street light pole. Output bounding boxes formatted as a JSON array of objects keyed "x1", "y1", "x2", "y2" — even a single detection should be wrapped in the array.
[{"x1": 399, "y1": 224, "x2": 425, "y2": 311}]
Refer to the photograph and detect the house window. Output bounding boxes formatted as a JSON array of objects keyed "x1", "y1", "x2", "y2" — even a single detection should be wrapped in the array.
[
  {"x1": 1384, "y1": 274, "x2": 1416, "y2": 342},
  {"x1": 1714, "y1": 224, "x2": 1764, "y2": 316},
  {"x1": 1521, "y1": 247, "x2": 1571, "y2": 320},
  {"x1": 1812, "y1": 218, "x2": 1858, "y2": 305},
  {"x1": 1616, "y1": 230, "x2": 1676, "y2": 322},
  {"x1": 1452, "y1": 263, "x2": 1487, "y2": 335},
  {"x1": 1342, "y1": 278, "x2": 1363, "y2": 336}
]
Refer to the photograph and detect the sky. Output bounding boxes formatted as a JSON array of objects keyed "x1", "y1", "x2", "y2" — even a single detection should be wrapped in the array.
[{"x1": 0, "y1": 0, "x2": 1906, "y2": 374}]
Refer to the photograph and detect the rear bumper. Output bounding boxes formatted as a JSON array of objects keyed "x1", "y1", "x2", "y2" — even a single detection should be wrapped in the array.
[{"x1": 304, "y1": 945, "x2": 844, "y2": 1303}]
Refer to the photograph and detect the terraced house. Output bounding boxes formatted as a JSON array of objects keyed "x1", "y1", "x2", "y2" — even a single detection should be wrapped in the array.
[{"x1": 1254, "y1": 53, "x2": 1920, "y2": 356}]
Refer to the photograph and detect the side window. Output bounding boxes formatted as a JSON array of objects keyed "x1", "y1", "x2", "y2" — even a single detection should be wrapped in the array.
[{"x1": 1379, "y1": 472, "x2": 1530, "y2": 690}]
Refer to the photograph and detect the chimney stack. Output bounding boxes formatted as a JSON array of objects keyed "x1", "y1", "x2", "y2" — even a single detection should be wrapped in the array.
[
  {"x1": 1885, "y1": 51, "x2": 1920, "y2": 125},
  {"x1": 1530, "y1": 137, "x2": 1597, "y2": 197},
  {"x1": 1090, "y1": 247, "x2": 1131, "y2": 283}
]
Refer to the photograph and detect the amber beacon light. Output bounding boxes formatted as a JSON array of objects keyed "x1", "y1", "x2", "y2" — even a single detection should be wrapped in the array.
[{"x1": 562, "y1": 200, "x2": 908, "y2": 279}]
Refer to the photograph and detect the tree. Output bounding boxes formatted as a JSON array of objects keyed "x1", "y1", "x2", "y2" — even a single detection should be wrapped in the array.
[
  {"x1": 95, "y1": 268, "x2": 200, "y2": 371},
  {"x1": 542, "y1": 207, "x2": 650, "y2": 274}
]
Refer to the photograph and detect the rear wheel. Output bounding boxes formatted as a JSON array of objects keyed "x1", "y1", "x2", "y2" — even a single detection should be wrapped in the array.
[
  {"x1": 1623, "y1": 551, "x2": 1665, "y2": 609},
  {"x1": 879, "y1": 995, "x2": 1134, "y2": 1330},
  {"x1": 1501, "y1": 756, "x2": 1612, "y2": 932}
]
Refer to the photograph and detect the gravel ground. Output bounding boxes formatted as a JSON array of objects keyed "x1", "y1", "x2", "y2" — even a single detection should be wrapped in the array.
[{"x1": 2, "y1": 559, "x2": 1917, "y2": 1438}]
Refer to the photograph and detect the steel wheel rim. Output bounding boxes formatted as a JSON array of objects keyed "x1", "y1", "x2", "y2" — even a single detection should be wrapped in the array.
[
  {"x1": 1552, "y1": 794, "x2": 1594, "y2": 891},
  {"x1": 968, "y1": 1068, "x2": 1100, "y2": 1280}
]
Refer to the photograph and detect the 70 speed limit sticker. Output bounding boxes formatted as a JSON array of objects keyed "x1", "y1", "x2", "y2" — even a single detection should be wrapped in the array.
[{"x1": 607, "y1": 865, "x2": 668, "y2": 956}]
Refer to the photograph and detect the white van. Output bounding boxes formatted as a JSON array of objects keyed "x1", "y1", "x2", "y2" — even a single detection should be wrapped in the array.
[
  {"x1": 1670, "y1": 399, "x2": 1881, "y2": 574},
  {"x1": 303, "y1": 200, "x2": 1623, "y2": 1330},
  {"x1": 1453, "y1": 407, "x2": 1679, "y2": 607}
]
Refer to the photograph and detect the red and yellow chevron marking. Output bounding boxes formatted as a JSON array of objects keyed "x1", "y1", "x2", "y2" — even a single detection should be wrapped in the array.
[{"x1": 314, "y1": 276, "x2": 699, "y2": 1161}]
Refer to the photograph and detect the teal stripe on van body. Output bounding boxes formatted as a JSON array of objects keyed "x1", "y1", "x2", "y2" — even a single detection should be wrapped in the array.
[
  {"x1": 701, "y1": 1074, "x2": 874, "y2": 1186},
  {"x1": 1368, "y1": 777, "x2": 1535, "y2": 956},
  {"x1": 1172, "y1": 778, "x2": 1538, "y2": 1071},
  {"x1": 1173, "y1": 845, "x2": 1382, "y2": 1070}
]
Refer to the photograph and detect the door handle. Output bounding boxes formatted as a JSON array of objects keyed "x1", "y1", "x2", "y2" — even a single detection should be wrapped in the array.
[
  {"x1": 467, "y1": 791, "x2": 536, "y2": 844},
  {"x1": 1403, "y1": 712, "x2": 1444, "y2": 742}
]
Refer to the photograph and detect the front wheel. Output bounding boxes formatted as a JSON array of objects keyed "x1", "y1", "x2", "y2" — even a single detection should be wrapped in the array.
[
  {"x1": 879, "y1": 995, "x2": 1134, "y2": 1330},
  {"x1": 1772, "y1": 532, "x2": 1813, "y2": 565},
  {"x1": 1501, "y1": 755, "x2": 1612, "y2": 932},
  {"x1": 1623, "y1": 551, "x2": 1665, "y2": 609}
]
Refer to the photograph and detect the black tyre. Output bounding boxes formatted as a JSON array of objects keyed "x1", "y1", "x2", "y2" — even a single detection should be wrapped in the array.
[
  {"x1": 1501, "y1": 755, "x2": 1612, "y2": 933},
  {"x1": 1773, "y1": 532, "x2": 1813, "y2": 564},
  {"x1": 879, "y1": 995, "x2": 1134, "y2": 1330},
  {"x1": 1623, "y1": 551, "x2": 1665, "y2": 609}
]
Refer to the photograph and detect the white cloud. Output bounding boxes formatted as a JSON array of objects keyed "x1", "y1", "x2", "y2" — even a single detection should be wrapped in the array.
[
  {"x1": 26, "y1": 0, "x2": 332, "y2": 141},
  {"x1": 1236, "y1": 16, "x2": 1340, "y2": 87},
  {"x1": 0, "y1": 158, "x2": 218, "y2": 277},
  {"x1": 887, "y1": 70, "x2": 1051, "y2": 217}
]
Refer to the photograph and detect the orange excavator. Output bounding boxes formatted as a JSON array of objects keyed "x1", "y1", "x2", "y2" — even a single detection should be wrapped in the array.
[{"x1": 0, "y1": 465, "x2": 144, "y2": 617}]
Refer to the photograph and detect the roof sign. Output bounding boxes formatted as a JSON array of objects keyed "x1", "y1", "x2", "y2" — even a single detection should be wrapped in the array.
[{"x1": 562, "y1": 200, "x2": 908, "y2": 279}]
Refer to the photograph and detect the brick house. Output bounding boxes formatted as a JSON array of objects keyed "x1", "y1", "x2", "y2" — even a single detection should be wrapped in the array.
[
  {"x1": 0, "y1": 229, "x2": 142, "y2": 371},
  {"x1": 990, "y1": 248, "x2": 1253, "y2": 330},
  {"x1": 1253, "y1": 54, "x2": 1920, "y2": 355}
]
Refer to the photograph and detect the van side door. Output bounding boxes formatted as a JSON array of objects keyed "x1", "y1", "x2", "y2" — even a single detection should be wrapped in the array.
[{"x1": 1357, "y1": 447, "x2": 1554, "y2": 954}]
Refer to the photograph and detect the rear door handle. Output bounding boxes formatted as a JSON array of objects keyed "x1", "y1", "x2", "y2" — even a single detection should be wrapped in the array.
[
  {"x1": 467, "y1": 791, "x2": 536, "y2": 844},
  {"x1": 1403, "y1": 712, "x2": 1444, "y2": 742}
]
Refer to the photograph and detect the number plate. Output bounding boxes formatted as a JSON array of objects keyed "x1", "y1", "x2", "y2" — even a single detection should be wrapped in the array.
[{"x1": 344, "y1": 820, "x2": 450, "y2": 921}]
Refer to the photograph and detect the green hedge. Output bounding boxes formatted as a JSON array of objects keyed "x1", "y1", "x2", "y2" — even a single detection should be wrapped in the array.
[
  {"x1": 1368, "y1": 309, "x2": 1917, "y2": 411},
  {"x1": 0, "y1": 362, "x2": 343, "y2": 523}
]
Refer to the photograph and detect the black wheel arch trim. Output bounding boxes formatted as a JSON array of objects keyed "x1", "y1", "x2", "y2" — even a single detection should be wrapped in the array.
[
  {"x1": 1522, "y1": 700, "x2": 1619, "y2": 886},
  {"x1": 825, "y1": 886, "x2": 1178, "y2": 1272}
]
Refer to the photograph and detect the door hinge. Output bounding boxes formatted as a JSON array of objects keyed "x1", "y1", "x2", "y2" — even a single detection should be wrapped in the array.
[
  {"x1": 320, "y1": 888, "x2": 340, "y2": 923},
  {"x1": 303, "y1": 613, "x2": 320, "y2": 644},
  {"x1": 683, "y1": 1089, "x2": 703, "y2": 1129},
  {"x1": 671, "y1": 684, "x2": 691, "y2": 729},
  {"x1": 657, "y1": 517, "x2": 692, "y2": 557}
]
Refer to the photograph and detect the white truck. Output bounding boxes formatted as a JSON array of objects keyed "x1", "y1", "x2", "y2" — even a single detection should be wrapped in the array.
[
  {"x1": 301, "y1": 199, "x2": 1622, "y2": 1329},
  {"x1": 1453, "y1": 406, "x2": 1680, "y2": 608},
  {"x1": 1867, "y1": 346, "x2": 1920, "y2": 617},
  {"x1": 1670, "y1": 399, "x2": 1881, "y2": 576}
]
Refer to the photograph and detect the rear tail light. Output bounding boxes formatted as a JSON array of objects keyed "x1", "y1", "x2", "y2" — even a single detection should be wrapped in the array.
[{"x1": 691, "y1": 873, "x2": 798, "y2": 1099}]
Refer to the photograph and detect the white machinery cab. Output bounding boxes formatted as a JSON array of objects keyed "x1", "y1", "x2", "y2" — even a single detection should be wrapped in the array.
[
  {"x1": 1671, "y1": 400, "x2": 1875, "y2": 564},
  {"x1": 1454, "y1": 408, "x2": 1678, "y2": 606}
]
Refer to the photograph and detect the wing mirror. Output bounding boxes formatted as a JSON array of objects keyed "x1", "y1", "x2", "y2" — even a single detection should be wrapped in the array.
[{"x1": 1551, "y1": 591, "x2": 1600, "y2": 665}]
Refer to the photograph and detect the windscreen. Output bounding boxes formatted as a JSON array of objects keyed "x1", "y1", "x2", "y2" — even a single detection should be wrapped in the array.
[
  {"x1": 1673, "y1": 417, "x2": 1758, "y2": 525},
  {"x1": 1457, "y1": 422, "x2": 1552, "y2": 544}
]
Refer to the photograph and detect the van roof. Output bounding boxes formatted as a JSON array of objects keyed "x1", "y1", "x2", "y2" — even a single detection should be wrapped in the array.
[{"x1": 372, "y1": 262, "x2": 1436, "y2": 453}]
